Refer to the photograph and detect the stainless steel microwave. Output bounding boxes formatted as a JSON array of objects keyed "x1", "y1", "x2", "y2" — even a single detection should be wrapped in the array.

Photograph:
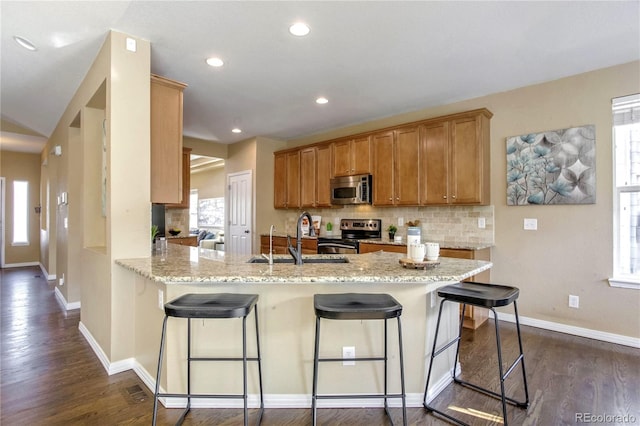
[{"x1": 330, "y1": 174, "x2": 372, "y2": 205}]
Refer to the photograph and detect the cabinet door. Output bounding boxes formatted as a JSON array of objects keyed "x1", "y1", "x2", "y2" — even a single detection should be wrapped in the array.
[
  {"x1": 450, "y1": 116, "x2": 483, "y2": 204},
  {"x1": 333, "y1": 139, "x2": 351, "y2": 176},
  {"x1": 286, "y1": 151, "x2": 301, "y2": 208},
  {"x1": 150, "y1": 75, "x2": 186, "y2": 204},
  {"x1": 316, "y1": 144, "x2": 333, "y2": 207},
  {"x1": 372, "y1": 131, "x2": 395, "y2": 206},
  {"x1": 351, "y1": 136, "x2": 371, "y2": 175},
  {"x1": 274, "y1": 152, "x2": 288, "y2": 208},
  {"x1": 394, "y1": 126, "x2": 420, "y2": 205},
  {"x1": 421, "y1": 121, "x2": 449, "y2": 205},
  {"x1": 300, "y1": 147, "x2": 317, "y2": 207}
]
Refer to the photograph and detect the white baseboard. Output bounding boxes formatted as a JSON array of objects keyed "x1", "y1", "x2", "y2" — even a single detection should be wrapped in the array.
[
  {"x1": 3, "y1": 261, "x2": 40, "y2": 268},
  {"x1": 39, "y1": 263, "x2": 55, "y2": 280},
  {"x1": 54, "y1": 286, "x2": 80, "y2": 311},
  {"x1": 492, "y1": 312, "x2": 640, "y2": 348},
  {"x1": 78, "y1": 321, "x2": 135, "y2": 375}
]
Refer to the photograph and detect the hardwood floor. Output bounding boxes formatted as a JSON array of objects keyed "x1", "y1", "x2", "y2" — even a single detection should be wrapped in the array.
[{"x1": 1, "y1": 266, "x2": 638, "y2": 425}]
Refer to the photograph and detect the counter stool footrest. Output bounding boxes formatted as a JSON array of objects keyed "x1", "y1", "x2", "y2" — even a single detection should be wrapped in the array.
[
  {"x1": 190, "y1": 356, "x2": 261, "y2": 362},
  {"x1": 316, "y1": 393, "x2": 405, "y2": 400},
  {"x1": 157, "y1": 392, "x2": 260, "y2": 400},
  {"x1": 453, "y1": 378, "x2": 529, "y2": 408},
  {"x1": 318, "y1": 356, "x2": 386, "y2": 362}
]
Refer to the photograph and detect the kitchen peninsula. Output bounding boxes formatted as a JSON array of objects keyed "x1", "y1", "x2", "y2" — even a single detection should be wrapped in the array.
[{"x1": 115, "y1": 245, "x2": 491, "y2": 407}]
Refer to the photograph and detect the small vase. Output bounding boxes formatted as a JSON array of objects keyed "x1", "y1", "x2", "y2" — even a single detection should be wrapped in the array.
[{"x1": 388, "y1": 232, "x2": 395, "y2": 240}]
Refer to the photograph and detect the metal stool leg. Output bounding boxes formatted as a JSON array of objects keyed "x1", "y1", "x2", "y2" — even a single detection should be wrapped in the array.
[
  {"x1": 311, "y1": 315, "x2": 320, "y2": 426},
  {"x1": 152, "y1": 315, "x2": 169, "y2": 426},
  {"x1": 254, "y1": 306, "x2": 265, "y2": 425},
  {"x1": 383, "y1": 319, "x2": 389, "y2": 418},
  {"x1": 397, "y1": 316, "x2": 407, "y2": 426},
  {"x1": 513, "y1": 301, "x2": 530, "y2": 408}
]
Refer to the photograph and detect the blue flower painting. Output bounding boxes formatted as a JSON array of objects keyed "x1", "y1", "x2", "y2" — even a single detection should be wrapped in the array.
[{"x1": 506, "y1": 125, "x2": 596, "y2": 205}]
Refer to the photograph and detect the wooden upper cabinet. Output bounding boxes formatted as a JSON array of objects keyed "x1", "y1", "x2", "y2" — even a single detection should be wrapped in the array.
[
  {"x1": 150, "y1": 74, "x2": 187, "y2": 204},
  {"x1": 372, "y1": 132, "x2": 395, "y2": 205},
  {"x1": 300, "y1": 147, "x2": 317, "y2": 207},
  {"x1": 372, "y1": 127, "x2": 420, "y2": 206},
  {"x1": 274, "y1": 150, "x2": 301, "y2": 209},
  {"x1": 166, "y1": 147, "x2": 192, "y2": 209},
  {"x1": 315, "y1": 144, "x2": 333, "y2": 207},
  {"x1": 394, "y1": 126, "x2": 421, "y2": 205},
  {"x1": 332, "y1": 136, "x2": 371, "y2": 176},
  {"x1": 421, "y1": 121, "x2": 450, "y2": 205},
  {"x1": 421, "y1": 110, "x2": 491, "y2": 205},
  {"x1": 449, "y1": 114, "x2": 490, "y2": 204}
]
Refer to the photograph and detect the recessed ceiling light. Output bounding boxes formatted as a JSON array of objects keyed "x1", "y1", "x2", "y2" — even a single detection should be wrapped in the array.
[
  {"x1": 13, "y1": 35, "x2": 37, "y2": 51},
  {"x1": 289, "y1": 22, "x2": 310, "y2": 36},
  {"x1": 232, "y1": 128, "x2": 242, "y2": 134},
  {"x1": 206, "y1": 57, "x2": 224, "y2": 67},
  {"x1": 316, "y1": 97, "x2": 329, "y2": 104}
]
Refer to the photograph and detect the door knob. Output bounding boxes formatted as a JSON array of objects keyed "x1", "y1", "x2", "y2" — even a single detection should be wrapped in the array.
[{"x1": 244, "y1": 230, "x2": 250, "y2": 234}]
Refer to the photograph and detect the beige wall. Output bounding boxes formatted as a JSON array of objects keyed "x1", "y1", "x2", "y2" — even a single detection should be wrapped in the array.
[
  {"x1": 191, "y1": 166, "x2": 225, "y2": 199},
  {"x1": 0, "y1": 151, "x2": 41, "y2": 265},
  {"x1": 288, "y1": 61, "x2": 640, "y2": 340},
  {"x1": 43, "y1": 31, "x2": 151, "y2": 362}
]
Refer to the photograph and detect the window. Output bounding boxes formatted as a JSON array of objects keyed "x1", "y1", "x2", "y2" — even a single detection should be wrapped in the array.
[
  {"x1": 12, "y1": 180, "x2": 29, "y2": 245},
  {"x1": 611, "y1": 94, "x2": 640, "y2": 288},
  {"x1": 189, "y1": 189, "x2": 198, "y2": 231}
]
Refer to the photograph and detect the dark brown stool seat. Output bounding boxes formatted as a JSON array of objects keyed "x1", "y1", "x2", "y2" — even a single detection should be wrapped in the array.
[
  {"x1": 312, "y1": 293, "x2": 407, "y2": 426},
  {"x1": 152, "y1": 293, "x2": 264, "y2": 426},
  {"x1": 423, "y1": 282, "x2": 530, "y2": 426}
]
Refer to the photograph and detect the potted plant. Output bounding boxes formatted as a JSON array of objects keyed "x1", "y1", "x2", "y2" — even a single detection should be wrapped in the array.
[{"x1": 387, "y1": 225, "x2": 397, "y2": 240}]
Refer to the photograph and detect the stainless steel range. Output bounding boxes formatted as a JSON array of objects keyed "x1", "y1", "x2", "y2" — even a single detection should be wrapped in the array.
[{"x1": 317, "y1": 219, "x2": 382, "y2": 254}]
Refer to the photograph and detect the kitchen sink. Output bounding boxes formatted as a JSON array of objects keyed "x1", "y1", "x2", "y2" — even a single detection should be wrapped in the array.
[{"x1": 247, "y1": 256, "x2": 349, "y2": 264}]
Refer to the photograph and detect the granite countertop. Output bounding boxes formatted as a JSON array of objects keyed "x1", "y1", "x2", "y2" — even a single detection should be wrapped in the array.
[{"x1": 115, "y1": 244, "x2": 492, "y2": 284}]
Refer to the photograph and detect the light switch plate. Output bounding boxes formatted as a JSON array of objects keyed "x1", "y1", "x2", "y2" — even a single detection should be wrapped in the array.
[
  {"x1": 524, "y1": 218, "x2": 538, "y2": 230},
  {"x1": 126, "y1": 37, "x2": 137, "y2": 52},
  {"x1": 478, "y1": 217, "x2": 486, "y2": 229}
]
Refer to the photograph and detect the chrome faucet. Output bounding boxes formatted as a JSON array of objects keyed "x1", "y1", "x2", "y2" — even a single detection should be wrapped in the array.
[
  {"x1": 288, "y1": 211, "x2": 316, "y2": 265},
  {"x1": 261, "y1": 225, "x2": 275, "y2": 265}
]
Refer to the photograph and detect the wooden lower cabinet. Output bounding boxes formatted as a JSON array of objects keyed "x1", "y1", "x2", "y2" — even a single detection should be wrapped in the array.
[
  {"x1": 260, "y1": 236, "x2": 317, "y2": 255},
  {"x1": 358, "y1": 242, "x2": 406, "y2": 254},
  {"x1": 167, "y1": 236, "x2": 198, "y2": 247}
]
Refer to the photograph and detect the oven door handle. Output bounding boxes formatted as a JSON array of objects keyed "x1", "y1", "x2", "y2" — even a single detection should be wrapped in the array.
[{"x1": 317, "y1": 242, "x2": 358, "y2": 250}]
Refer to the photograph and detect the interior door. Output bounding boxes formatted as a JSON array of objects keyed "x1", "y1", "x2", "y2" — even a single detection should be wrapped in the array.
[{"x1": 227, "y1": 170, "x2": 253, "y2": 255}]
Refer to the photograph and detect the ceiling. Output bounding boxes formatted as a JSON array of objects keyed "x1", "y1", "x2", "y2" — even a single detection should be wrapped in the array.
[{"x1": 1, "y1": 1, "x2": 639, "y2": 154}]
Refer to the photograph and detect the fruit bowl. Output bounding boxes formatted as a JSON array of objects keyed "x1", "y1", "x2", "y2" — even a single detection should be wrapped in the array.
[{"x1": 168, "y1": 229, "x2": 181, "y2": 236}]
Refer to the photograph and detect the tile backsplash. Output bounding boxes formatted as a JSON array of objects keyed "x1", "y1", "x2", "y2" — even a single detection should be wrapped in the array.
[{"x1": 284, "y1": 205, "x2": 495, "y2": 245}]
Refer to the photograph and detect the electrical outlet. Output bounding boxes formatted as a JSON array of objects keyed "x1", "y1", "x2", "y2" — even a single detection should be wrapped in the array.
[
  {"x1": 568, "y1": 295, "x2": 579, "y2": 308},
  {"x1": 398, "y1": 217, "x2": 404, "y2": 227},
  {"x1": 478, "y1": 217, "x2": 486, "y2": 229},
  {"x1": 158, "y1": 289, "x2": 164, "y2": 310},
  {"x1": 342, "y1": 346, "x2": 355, "y2": 366},
  {"x1": 430, "y1": 291, "x2": 437, "y2": 308},
  {"x1": 524, "y1": 218, "x2": 538, "y2": 230},
  {"x1": 59, "y1": 273, "x2": 65, "y2": 286},
  {"x1": 126, "y1": 37, "x2": 137, "y2": 52}
]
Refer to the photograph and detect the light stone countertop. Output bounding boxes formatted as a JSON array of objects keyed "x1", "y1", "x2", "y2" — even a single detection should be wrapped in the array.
[{"x1": 115, "y1": 244, "x2": 492, "y2": 284}]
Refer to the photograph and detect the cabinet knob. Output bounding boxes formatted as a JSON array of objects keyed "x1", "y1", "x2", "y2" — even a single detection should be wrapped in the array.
[
  {"x1": 389, "y1": 198, "x2": 393, "y2": 201},
  {"x1": 452, "y1": 195, "x2": 456, "y2": 199},
  {"x1": 443, "y1": 195, "x2": 447, "y2": 199},
  {"x1": 396, "y1": 197, "x2": 400, "y2": 200}
]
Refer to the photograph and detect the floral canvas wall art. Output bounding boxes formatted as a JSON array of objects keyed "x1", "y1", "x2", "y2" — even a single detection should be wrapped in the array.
[{"x1": 506, "y1": 125, "x2": 596, "y2": 205}]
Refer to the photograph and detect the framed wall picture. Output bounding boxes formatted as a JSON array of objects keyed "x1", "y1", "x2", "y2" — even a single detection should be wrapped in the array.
[{"x1": 506, "y1": 125, "x2": 596, "y2": 205}]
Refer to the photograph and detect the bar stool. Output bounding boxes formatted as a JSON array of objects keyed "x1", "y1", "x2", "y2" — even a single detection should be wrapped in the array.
[
  {"x1": 312, "y1": 293, "x2": 407, "y2": 426},
  {"x1": 422, "y1": 282, "x2": 530, "y2": 426},
  {"x1": 152, "y1": 293, "x2": 264, "y2": 426}
]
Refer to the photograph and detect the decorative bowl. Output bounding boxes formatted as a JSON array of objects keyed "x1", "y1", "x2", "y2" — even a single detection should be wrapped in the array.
[{"x1": 168, "y1": 229, "x2": 181, "y2": 236}]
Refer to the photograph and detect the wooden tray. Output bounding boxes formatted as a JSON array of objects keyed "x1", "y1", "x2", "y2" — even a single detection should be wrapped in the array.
[{"x1": 399, "y1": 258, "x2": 440, "y2": 270}]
